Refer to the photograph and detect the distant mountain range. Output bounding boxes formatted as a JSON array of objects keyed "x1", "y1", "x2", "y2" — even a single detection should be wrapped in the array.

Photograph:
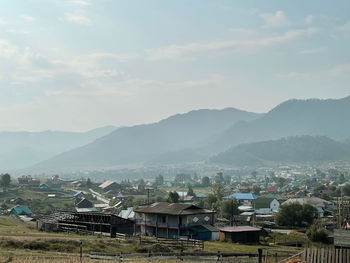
[
  {"x1": 208, "y1": 96, "x2": 350, "y2": 153},
  {"x1": 0, "y1": 126, "x2": 116, "y2": 170},
  {"x1": 18, "y1": 95, "x2": 350, "y2": 171},
  {"x1": 32, "y1": 108, "x2": 260, "y2": 169},
  {"x1": 210, "y1": 135, "x2": 350, "y2": 166}
]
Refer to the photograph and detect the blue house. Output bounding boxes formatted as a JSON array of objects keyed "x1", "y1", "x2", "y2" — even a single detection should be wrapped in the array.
[
  {"x1": 223, "y1": 193, "x2": 260, "y2": 205},
  {"x1": 9, "y1": 206, "x2": 32, "y2": 216}
]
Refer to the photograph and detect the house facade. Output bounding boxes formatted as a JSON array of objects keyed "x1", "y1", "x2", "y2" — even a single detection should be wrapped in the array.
[
  {"x1": 254, "y1": 198, "x2": 280, "y2": 215},
  {"x1": 135, "y1": 202, "x2": 215, "y2": 239}
]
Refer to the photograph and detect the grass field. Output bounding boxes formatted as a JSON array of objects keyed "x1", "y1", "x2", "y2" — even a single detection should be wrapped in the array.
[{"x1": 0, "y1": 216, "x2": 305, "y2": 262}]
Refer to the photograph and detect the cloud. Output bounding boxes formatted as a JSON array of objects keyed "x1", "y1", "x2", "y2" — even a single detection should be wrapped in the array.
[
  {"x1": 305, "y1": 15, "x2": 313, "y2": 25},
  {"x1": 63, "y1": 13, "x2": 91, "y2": 25},
  {"x1": 330, "y1": 64, "x2": 350, "y2": 76},
  {"x1": 67, "y1": 0, "x2": 91, "y2": 6},
  {"x1": 21, "y1": 15, "x2": 35, "y2": 22},
  {"x1": 260, "y1": 11, "x2": 291, "y2": 28},
  {"x1": 275, "y1": 72, "x2": 314, "y2": 79},
  {"x1": 0, "y1": 19, "x2": 7, "y2": 26},
  {"x1": 300, "y1": 47, "x2": 327, "y2": 54},
  {"x1": 89, "y1": 52, "x2": 139, "y2": 62},
  {"x1": 337, "y1": 21, "x2": 350, "y2": 37},
  {"x1": 148, "y1": 28, "x2": 319, "y2": 60},
  {"x1": 0, "y1": 40, "x2": 18, "y2": 58}
]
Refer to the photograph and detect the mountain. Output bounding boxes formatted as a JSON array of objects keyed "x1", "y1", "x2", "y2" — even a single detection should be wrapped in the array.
[
  {"x1": 32, "y1": 108, "x2": 261, "y2": 170},
  {"x1": 209, "y1": 96, "x2": 350, "y2": 153},
  {"x1": 211, "y1": 136, "x2": 350, "y2": 166},
  {"x1": 0, "y1": 126, "x2": 117, "y2": 170}
]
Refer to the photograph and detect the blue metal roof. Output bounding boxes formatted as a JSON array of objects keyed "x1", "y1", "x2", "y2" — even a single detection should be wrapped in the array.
[{"x1": 223, "y1": 193, "x2": 260, "y2": 200}]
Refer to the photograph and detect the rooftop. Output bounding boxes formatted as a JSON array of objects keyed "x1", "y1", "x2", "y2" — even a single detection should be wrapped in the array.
[
  {"x1": 99, "y1": 180, "x2": 116, "y2": 189},
  {"x1": 135, "y1": 202, "x2": 214, "y2": 216},
  {"x1": 219, "y1": 226, "x2": 261, "y2": 233}
]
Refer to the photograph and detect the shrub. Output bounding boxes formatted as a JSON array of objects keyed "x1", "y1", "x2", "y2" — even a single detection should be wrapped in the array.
[{"x1": 306, "y1": 224, "x2": 329, "y2": 244}]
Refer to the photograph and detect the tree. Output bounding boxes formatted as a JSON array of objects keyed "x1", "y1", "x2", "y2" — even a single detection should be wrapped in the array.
[
  {"x1": 187, "y1": 186, "x2": 196, "y2": 197},
  {"x1": 251, "y1": 171, "x2": 258, "y2": 180},
  {"x1": 224, "y1": 175, "x2": 231, "y2": 185},
  {"x1": 252, "y1": 185, "x2": 260, "y2": 195},
  {"x1": 204, "y1": 194, "x2": 217, "y2": 209},
  {"x1": 155, "y1": 175, "x2": 164, "y2": 186},
  {"x1": 0, "y1": 173, "x2": 11, "y2": 187},
  {"x1": 86, "y1": 178, "x2": 92, "y2": 188},
  {"x1": 220, "y1": 198, "x2": 239, "y2": 222},
  {"x1": 167, "y1": 191, "x2": 179, "y2": 203},
  {"x1": 339, "y1": 173, "x2": 346, "y2": 184},
  {"x1": 212, "y1": 183, "x2": 225, "y2": 201},
  {"x1": 214, "y1": 172, "x2": 224, "y2": 184},
  {"x1": 275, "y1": 202, "x2": 318, "y2": 227},
  {"x1": 201, "y1": 176, "x2": 210, "y2": 187}
]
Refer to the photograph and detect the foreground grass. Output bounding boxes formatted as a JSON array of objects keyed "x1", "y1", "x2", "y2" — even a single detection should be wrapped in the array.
[{"x1": 0, "y1": 216, "x2": 303, "y2": 262}]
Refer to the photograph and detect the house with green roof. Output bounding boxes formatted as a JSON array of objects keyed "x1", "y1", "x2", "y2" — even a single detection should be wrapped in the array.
[
  {"x1": 9, "y1": 206, "x2": 32, "y2": 216},
  {"x1": 254, "y1": 198, "x2": 279, "y2": 215}
]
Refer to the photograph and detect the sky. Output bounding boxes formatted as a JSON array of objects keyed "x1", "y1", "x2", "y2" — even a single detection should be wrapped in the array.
[{"x1": 0, "y1": 0, "x2": 349, "y2": 131}]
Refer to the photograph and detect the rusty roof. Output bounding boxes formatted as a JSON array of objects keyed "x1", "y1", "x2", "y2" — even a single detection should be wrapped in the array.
[
  {"x1": 219, "y1": 226, "x2": 261, "y2": 233},
  {"x1": 99, "y1": 180, "x2": 116, "y2": 189},
  {"x1": 135, "y1": 202, "x2": 214, "y2": 215}
]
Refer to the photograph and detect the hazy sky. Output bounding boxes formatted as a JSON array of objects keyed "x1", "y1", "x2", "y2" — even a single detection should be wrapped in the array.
[{"x1": 0, "y1": 0, "x2": 349, "y2": 131}]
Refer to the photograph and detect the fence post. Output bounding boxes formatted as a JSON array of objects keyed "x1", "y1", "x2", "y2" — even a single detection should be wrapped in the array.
[
  {"x1": 79, "y1": 241, "x2": 82, "y2": 263},
  {"x1": 258, "y1": 248, "x2": 263, "y2": 263}
]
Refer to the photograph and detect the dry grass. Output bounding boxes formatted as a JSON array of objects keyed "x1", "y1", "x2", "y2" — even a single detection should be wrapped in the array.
[{"x1": 0, "y1": 216, "x2": 301, "y2": 263}]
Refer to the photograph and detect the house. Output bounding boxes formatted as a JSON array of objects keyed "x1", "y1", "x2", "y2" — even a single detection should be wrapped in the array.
[
  {"x1": 282, "y1": 197, "x2": 333, "y2": 218},
  {"x1": 75, "y1": 198, "x2": 97, "y2": 213},
  {"x1": 183, "y1": 195, "x2": 195, "y2": 204},
  {"x1": 118, "y1": 207, "x2": 135, "y2": 220},
  {"x1": 9, "y1": 205, "x2": 32, "y2": 216},
  {"x1": 18, "y1": 175, "x2": 40, "y2": 187},
  {"x1": 99, "y1": 181, "x2": 119, "y2": 191},
  {"x1": 73, "y1": 191, "x2": 84, "y2": 199},
  {"x1": 254, "y1": 198, "x2": 280, "y2": 215},
  {"x1": 266, "y1": 187, "x2": 278, "y2": 193},
  {"x1": 115, "y1": 193, "x2": 128, "y2": 202},
  {"x1": 223, "y1": 193, "x2": 260, "y2": 205},
  {"x1": 135, "y1": 202, "x2": 215, "y2": 239},
  {"x1": 219, "y1": 226, "x2": 261, "y2": 243}
]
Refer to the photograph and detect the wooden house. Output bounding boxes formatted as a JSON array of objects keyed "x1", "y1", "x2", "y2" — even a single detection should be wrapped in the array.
[{"x1": 135, "y1": 202, "x2": 215, "y2": 239}]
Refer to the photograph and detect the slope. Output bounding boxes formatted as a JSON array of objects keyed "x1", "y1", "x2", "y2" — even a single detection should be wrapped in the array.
[
  {"x1": 211, "y1": 136, "x2": 350, "y2": 165},
  {"x1": 33, "y1": 108, "x2": 261, "y2": 169}
]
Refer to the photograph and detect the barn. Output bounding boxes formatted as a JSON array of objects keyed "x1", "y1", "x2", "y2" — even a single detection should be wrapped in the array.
[
  {"x1": 219, "y1": 226, "x2": 261, "y2": 243},
  {"x1": 37, "y1": 211, "x2": 134, "y2": 237}
]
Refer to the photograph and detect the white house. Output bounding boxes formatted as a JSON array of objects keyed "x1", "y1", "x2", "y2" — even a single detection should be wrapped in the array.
[{"x1": 254, "y1": 198, "x2": 280, "y2": 215}]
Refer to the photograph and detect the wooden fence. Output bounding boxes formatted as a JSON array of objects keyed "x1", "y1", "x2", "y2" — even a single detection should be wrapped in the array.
[
  {"x1": 90, "y1": 251, "x2": 261, "y2": 262},
  {"x1": 115, "y1": 233, "x2": 204, "y2": 249},
  {"x1": 302, "y1": 247, "x2": 350, "y2": 263}
]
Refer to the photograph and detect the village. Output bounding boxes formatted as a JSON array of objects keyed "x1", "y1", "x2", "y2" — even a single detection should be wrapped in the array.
[{"x1": 0, "y1": 164, "x2": 350, "y2": 262}]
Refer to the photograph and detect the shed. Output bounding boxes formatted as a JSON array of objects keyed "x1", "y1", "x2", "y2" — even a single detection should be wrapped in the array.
[
  {"x1": 219, "y1": 226, "x2": 261, "y2": 243},
  {"x1": 188, "y1": 224, "x2": 219, "y2": 241}
]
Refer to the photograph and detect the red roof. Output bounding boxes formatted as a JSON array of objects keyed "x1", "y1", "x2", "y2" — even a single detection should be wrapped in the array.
[
  {"x1": 219, "y1": 226, "x2": 261, "y2": 233},
  {"x1": 266, "y1": 187, "x2": 278, "y2": 193}
]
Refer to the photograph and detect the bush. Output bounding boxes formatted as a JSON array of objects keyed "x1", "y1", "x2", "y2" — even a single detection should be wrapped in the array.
[{"x1": 306, "y1": 224, "x2": 329, "y2": 244}]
